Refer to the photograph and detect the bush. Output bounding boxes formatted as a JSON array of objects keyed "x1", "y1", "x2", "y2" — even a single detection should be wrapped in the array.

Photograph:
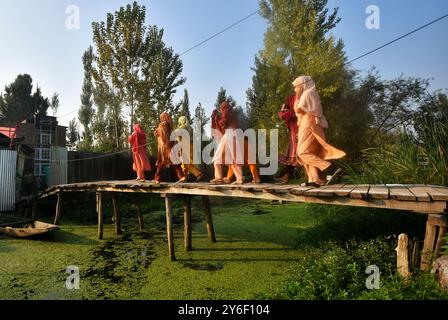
[{"x1": 261, "y1": 237, "x2": 448, "y2": 300}]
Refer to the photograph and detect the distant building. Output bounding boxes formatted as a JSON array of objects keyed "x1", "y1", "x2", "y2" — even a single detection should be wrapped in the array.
[{"x1": 1, "y1": 114, "x2": 66, "y2": 177}]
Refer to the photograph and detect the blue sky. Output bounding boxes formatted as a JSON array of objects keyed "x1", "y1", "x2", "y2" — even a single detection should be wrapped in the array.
[{"x1": 0, "y1": 0, "x2": 447, "y2": 127}]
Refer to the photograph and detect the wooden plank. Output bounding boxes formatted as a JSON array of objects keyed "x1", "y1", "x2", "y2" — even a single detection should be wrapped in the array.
[
  {"x1": 350, "y1": 185, "x2": 370, "y2": 199},
  {"x1": 405, "y1": 186, "x2": 431, "y2": 202},
  {"x1": 289, "y1": 186, "x2": 314, "y2": 196},
  {"x1": 425, "y1": 186, "x2": 448, "y2": 201},
  {"x1": 165, "y1": 196, "x2": 176, "y2": 261},
  {"x1": 332, "y1": 184, "x2": 357, "y2": 197},
  {"x1": 386, "y1": 184, "x2": 416, "y2": 201},
  {"x1": 263, "y1": 185, "x2": 295, "y2": 194},
  {"x1": 368, "y1": 185, "x2": 390, "y2": 200},
  {"x1": 202, "y1": 196, "x2": 216, "y2": 243},
  {"x1": 303, "y1": 184, "x2": 345, "y2": 197}
]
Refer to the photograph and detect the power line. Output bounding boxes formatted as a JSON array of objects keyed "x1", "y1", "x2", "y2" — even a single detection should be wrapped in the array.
[
  {"x1": 179, "y1": 9, "x2": 260, "y2": 56},
  {"x1": 346, "y1": 13, "x2": 448, "y2": 65},
  {"x1": 296, "y1": 13, "x2": 448, "y2": 87}
]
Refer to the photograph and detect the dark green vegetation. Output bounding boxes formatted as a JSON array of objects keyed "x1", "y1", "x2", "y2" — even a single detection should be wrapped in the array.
[{"x1": 1, "y1": 197, "x2": 447, "y2": 300}]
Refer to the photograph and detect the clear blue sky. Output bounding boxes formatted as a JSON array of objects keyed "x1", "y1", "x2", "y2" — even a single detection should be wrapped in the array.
[{"x1": 0, "y1": 0, "x2": 447, "y2": 127}]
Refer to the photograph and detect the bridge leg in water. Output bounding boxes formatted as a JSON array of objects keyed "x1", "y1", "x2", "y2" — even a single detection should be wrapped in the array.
[
  {"x1": 164, "y1": 195, "x2": 176, "y2": 261},
  {"x1": 54, "y1": 193, "x2": 63, "y2": 225},
  {"x1": 202, "y1": 196, "x2": 216, "y2": 243},
  {"x1": 112, "y1": 193, "x2": 122, "y2": 236},
  {"x1": 421, "y1": 214, "x2": 447, "y2": 271},
  {"x1": 135, "y1": 194, "x2": 144, "y2": 232},
  {"x1": 183, "y1": 195, "x2": 192, "y2": 252},
  {"x1": 97, "y1": 192, "x2": 104, "y2": 240}
]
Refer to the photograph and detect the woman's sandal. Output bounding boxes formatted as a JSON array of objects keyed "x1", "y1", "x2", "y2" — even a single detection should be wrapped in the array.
[
  {"x1": 210, "y1": 178, "x2": 224, "y2": 184},
  {"x1": 300, "y1": 182, "x2": 323, "y2": 188}
]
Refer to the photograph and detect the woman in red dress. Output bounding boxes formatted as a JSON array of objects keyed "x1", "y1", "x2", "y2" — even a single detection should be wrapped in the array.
[{"x1": 128, "y1": 123, "x2": 152, "y2": 182}]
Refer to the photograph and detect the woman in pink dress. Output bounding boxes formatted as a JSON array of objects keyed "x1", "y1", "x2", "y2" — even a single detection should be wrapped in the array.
[
  {"x1": 128, "y1": 123, "x2": 152, "y2": 182},
  {"x1": 210, "y1": 102, "x2": 244, "y2": 184},
  {"x1": 293, "y1": 76, "x2": 346, "y2": 187}
]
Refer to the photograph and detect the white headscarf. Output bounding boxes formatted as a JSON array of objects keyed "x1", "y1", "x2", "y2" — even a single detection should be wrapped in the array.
[{"x1": 293, "y1": 76, "x2": 328, "y2": 128}]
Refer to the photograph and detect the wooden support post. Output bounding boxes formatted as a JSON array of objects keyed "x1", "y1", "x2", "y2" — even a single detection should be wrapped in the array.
[
  {"x1": 112, "y1": 193, "x2": 122, "y2": 236},
  {"x1": 97, "y1": 192, "x2": 104, "y2": 240},
  {"x1": 396, "y1": 233, "x2": 411, "y2": 279},
  {"x1": 183, "y1": 195, "x2": 192, "y2": 252},
  {"x1": 136, "y1": 194, "x2": 144, "y2": 232},
  {"x1": 421, "y1": 214, "x2": 448, "y2": 271},
  {"x1": 53, "y1": 193, "x2": 63, "y2": 225},
  {"x1": 164, "y1": 195, "x2": 176, "y2": 261},
  {"x1": 202, "y1": 196, "x2": 216, "y2": 243},
  {"x1": 32, "y1": 203, "x2": 37, "y2": 220}
]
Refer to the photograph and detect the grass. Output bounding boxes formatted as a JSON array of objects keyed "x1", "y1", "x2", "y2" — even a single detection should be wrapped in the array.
[{"x1": 0, "y1": 197, "x2": 446, "y2": 300}]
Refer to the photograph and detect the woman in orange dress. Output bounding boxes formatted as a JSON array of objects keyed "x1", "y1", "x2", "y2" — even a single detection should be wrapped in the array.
[
  {"x1": 293, "y1": 76, "x2": 346, "y2": 187},
  {"x1": 154, "y1": 112, "x2": 185, "y2": 183},
  {"x1": 128, "y1": 123, "x2": 152, "y2": 182}
]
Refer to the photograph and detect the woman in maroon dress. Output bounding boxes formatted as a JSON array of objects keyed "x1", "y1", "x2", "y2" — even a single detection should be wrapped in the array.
[{"x1": 275, "y1": 94, "x2": 300, "y2": 183}]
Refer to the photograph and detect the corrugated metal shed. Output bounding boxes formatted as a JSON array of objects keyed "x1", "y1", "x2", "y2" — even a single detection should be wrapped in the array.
[
  {"x1": 0, "y1": 150, "x2": 17, "y2": 212},
  {"x1": 49, "y1": 146, "x2": 67, "y2": 186}
]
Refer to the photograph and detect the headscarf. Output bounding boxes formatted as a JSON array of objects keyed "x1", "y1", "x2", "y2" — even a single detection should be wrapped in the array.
[
  {"x1": 177, "y1": 116, "x2": 189, "y2": 130},
  {"x1": 129, "y1": 123, "x2": 146, "y2": 151},
  {"x1": 293, "y1": 76, "x2": 328, "y2": 128},
  {"x1": 160, "y1": 112, "x2": 173, "y2": 133}
]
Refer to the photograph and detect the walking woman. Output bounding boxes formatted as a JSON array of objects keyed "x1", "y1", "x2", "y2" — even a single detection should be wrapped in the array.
[
  {"x1": 176, "y1": 115, "x2": 203, "y2": 181},
  {"x1": 154, "y1": 112, "x2": 186, "y2": 183},
  {"x1": 275, "y1": 94, "x2": 300, "y2": 184},
  {"x1": 293, "y1": 76, "x2": 346, "y2": 187},
  {"x1": 210, "y1": 101, "x2": 244, "y2": 185},
  {"x1": 128, "y1": 123, "x2": 152, "y2": 182}
]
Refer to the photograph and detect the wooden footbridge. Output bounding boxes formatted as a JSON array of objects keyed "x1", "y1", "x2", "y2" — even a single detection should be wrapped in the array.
[{"x1": 26, "y1": 181, "x2": 448, "y2": 271}]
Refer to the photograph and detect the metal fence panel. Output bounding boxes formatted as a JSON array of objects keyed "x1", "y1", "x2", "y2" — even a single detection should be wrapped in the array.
[
  {"x1": 49, "y1": 146, "x2": 68, "y2": 186},
  {"x1": 0, "y1": 150, "x2": 17, "y2": 212}
]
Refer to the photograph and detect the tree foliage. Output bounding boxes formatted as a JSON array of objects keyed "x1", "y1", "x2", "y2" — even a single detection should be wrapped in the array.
[
  {"x1": 0, "y1": 74, "x2": 56, "y2": 123},
  {"x1": 86, "y1": 1, "x2": 185, "y2": 152}
]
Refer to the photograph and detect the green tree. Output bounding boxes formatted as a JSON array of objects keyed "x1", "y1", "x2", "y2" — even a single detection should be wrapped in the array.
[
  {"x1": 89, "y1": 2, "x2": 185, "y2": 152},
  {"x1": 179, "y1": 88, "x2": 192, "y2": 124},
  {"x1": 50, "y1": 93, "x2": 59, "y2": 116},
  {"x1": 78, "y1": 46, "x2": 95, "y2": 151},
  {"x1": 214, "y1": 87, "x2": 227, "y2": 110},
  {"x1": 0, "y1": 74, "x2": 55, "y2": 122},
  {"x1": 193, "y1": 102, "x2": 209, "y2": 137},
  {"x1": 66, "y1": 118, "x2": 80, "y2": 151}
]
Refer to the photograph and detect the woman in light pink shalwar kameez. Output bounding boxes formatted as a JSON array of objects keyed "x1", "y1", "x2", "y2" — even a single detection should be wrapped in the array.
[{"x1": 293, "y1": 76, "x2": 346, "y2": 187}]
